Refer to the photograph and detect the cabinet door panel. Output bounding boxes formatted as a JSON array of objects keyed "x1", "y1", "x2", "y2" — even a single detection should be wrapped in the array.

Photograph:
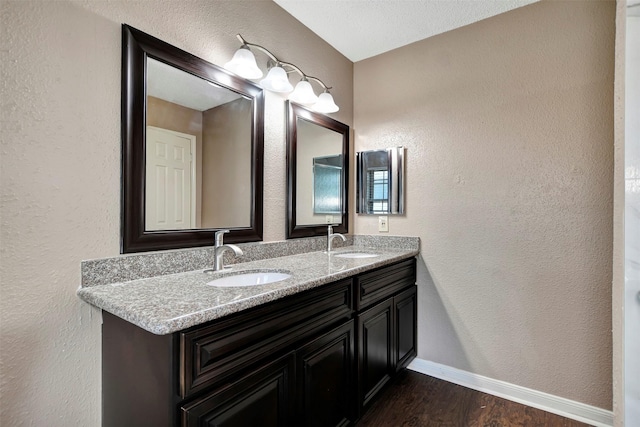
[
  {"x1": 358, "y1": 298, "x2": 393, "y2": 408},
  {"x1": 297, "y1": 321, "x2": 354, "y2": 427},
  {"x1": 395, "y1": 286, "x2": 417, "y2": 371},
  {"x1": 181, "y1": 352, "x2": 295, "y2": 427}
]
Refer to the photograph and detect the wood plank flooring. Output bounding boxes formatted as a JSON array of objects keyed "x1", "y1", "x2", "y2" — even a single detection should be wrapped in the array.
[{"x1": 356, "y1": 371, "x2": 590, "y2": 427}]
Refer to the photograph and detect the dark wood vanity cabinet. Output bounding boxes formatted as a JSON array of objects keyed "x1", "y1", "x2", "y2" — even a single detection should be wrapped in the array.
[
  {"x1": 356, "y1": 259, "x2": 417, "y2": 414},
  {"x1": 102, "y1": 258, "x2": 416, "y2": 427}
]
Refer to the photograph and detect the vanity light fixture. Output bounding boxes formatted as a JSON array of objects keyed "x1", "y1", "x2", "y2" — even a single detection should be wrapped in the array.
[
  {"x1": 223, "y1": 46, "x2": 263, "y2": 80},
  {"x1": 224, "y1": 34, "x2": 339, "y2": 113},
  {"x1": 289, "y1": 77, "x2": 318, "y2": 105},
  {"x1": 260, "y1": 63, "x2": 293, "y2": 93},
  {"x1": 314, "y1": 91, "x2": 340, "y2": 113}
]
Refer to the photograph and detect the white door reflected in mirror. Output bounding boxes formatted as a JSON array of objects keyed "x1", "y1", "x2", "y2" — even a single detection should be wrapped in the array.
[{"x1": 145, "y1": 127, "x2": 196, "y2": 231}]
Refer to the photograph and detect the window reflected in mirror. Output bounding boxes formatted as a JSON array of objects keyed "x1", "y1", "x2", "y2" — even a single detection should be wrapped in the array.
[{"x1": 367, "y1": 169, "x2": 389, "y2": 214}]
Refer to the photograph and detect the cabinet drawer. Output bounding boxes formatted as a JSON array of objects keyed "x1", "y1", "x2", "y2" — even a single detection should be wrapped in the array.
[
  {"x1": 180, "y1": 278, "x2": 353, "y2": 397},
  {"x1": 355, "y1": 258, "x2": 416, "y2": 310}
]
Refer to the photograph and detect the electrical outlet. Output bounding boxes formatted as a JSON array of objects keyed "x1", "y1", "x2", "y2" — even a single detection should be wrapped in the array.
[
  {"x1": 325, "y1": 215, "x2": 334, "y2": 224},
  {"x1": 378, "y1": 216, "x2": 389, "y2": 232}
]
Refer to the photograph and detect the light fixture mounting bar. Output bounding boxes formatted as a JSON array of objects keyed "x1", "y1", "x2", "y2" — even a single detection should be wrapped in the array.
[
  {"x1": 236, "y1": 34, "x2": 332, "y2": 92},
  {"x1": 278, "y1": 62, "x2": 331, "y2": 91},
  {"x1": 306, "y1": 75, "x2": 332, "y2": 92},
  {"x1": 236, "y1": 34, "x2": 279, "y2": 64}
]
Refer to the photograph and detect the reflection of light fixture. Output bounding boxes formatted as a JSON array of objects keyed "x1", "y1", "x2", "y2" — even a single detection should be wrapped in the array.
[{"x1": 225, "y1": 34, "x2": 339, "y2": 114}]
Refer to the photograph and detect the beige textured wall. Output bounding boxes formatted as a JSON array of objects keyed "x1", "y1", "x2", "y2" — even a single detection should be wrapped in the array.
[
  {"x1": 0, "y1": 1, "x2": 352, "y2": 425},
  {"x1": 354, "y1": 0, "x2": 614, "y2": 409},
  {"x1": 147, "y1": 96, "x2": 204, "y2": 139},
  {"x1": 613, "y1": 1, "x2": 626, "y2": 424}
]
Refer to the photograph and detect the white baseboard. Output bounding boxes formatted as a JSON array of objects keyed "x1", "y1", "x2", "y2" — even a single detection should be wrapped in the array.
[{"x1": 408, "y1": 358, "x2": 613, "y2": 427}]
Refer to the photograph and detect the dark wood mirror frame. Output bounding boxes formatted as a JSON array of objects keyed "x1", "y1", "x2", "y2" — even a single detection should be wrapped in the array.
[
  {"x1": 286, "y1": 101, "x2": 349, "y2": 239},
  {"x1": 121, "y1": 25, "x2": 264, "y2": 253}
]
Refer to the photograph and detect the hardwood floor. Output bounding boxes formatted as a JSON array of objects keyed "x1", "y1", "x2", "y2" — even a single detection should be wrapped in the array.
[{"x1": 356, "y1": 371, "x2": 590, "y2": 427}]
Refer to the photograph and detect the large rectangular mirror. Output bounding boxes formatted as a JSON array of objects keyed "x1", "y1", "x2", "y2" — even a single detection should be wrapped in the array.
[
  {"x1": 122, "y1": 25, "x2": 264, "y2": 253},
  {"x1": 286, "y1": 102, "x2": 349, "y2": 238},
  {"x1": 356, "y1": 147, "x2": 405, "y2": 215}
]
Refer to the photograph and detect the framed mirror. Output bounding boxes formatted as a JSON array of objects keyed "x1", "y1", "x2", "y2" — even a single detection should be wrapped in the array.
[
  {"x1": 286, "y1": 101, "x2": 349, "y2": 239},
  {"x1": 356, "y1": 147, "x2": 405, "y2": 215},
  {"x1": 121, "y1": 25, "x2": 264, "y2": 253}
]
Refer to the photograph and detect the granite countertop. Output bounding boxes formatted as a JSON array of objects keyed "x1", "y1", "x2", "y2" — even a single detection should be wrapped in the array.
[{"x1": 77, "y1": 245, "x2": 418, "y2": 335}]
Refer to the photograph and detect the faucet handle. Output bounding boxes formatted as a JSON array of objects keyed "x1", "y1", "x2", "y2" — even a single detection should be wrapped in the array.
[{"x1": 214, "y1": 229, "x2": 230, "y2": 245}]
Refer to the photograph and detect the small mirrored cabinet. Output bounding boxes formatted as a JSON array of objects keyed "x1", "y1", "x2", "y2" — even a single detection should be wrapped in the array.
[
  {"x1": 286, "y1": 101, "x2": 349, "y2": 238},
  {"x1": 356, "y1": 147, "x2": 405, "y2": 215}
]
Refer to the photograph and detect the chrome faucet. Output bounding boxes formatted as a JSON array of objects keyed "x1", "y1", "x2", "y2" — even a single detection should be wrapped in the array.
[
  {"x1": 213, "y1": 230, "x2": 243, "y2": 271},
  {"x1": 327, "y1": 225, "x2": 346, "y2": 253}
]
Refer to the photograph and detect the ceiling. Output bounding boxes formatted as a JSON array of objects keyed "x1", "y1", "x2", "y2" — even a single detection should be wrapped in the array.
[
  {"x1": 274, "y1": 0, "x2": 539, "y2": 62},
  {"x1": 147, "y1": 58, "x2": 241, "y2": 111}
]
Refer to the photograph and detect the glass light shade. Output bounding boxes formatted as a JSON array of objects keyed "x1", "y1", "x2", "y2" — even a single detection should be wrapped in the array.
[
  {"x1": 259, "y1": 66, "x2": 293, "y2": 93},
  {"x1": 289, "y1": 80, "x2": 318, "y2": 105},
  {"x1": 313, "y1": 92, "x2": 339, "y2": 113},
  {"x1": 224, "y1": 48, "x2": 263, "y2": 79}
]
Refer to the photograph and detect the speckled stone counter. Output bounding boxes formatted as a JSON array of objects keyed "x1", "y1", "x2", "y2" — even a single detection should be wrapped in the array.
[{"x1": 77, "y1": 237, "x2": 419, "y2": 335}]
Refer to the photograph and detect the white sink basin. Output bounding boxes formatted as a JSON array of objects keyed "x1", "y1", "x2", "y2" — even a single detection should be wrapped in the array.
[
  {"x1": 334, "y1": 252, "x2": 379, "y2": 259},
  {"x1": 207, "y1": 271, "x2": 291, "y2": 287}
]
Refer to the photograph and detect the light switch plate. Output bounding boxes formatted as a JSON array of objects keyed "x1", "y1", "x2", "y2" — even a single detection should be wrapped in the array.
[
  {"x1": 378, "y1": 216, "x2": 389, "y2": 232},
  {"x1": 325, "y1": 215, "x2": 334, "y2": 224}
]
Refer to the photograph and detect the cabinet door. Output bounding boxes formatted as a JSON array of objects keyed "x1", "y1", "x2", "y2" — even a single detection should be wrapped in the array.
[
  {"x1": 297, "y1": 321, "x2": 355, "y2": 427},
  {"x1": 180, "y1": 352, "x2": 295, "y2": 427},
  {"x1": 394, "y1": 286, "x2": 417, "y2": 371},
  {"x1": 357, "y1": 298, "x2": 393, "y2": 409}
]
